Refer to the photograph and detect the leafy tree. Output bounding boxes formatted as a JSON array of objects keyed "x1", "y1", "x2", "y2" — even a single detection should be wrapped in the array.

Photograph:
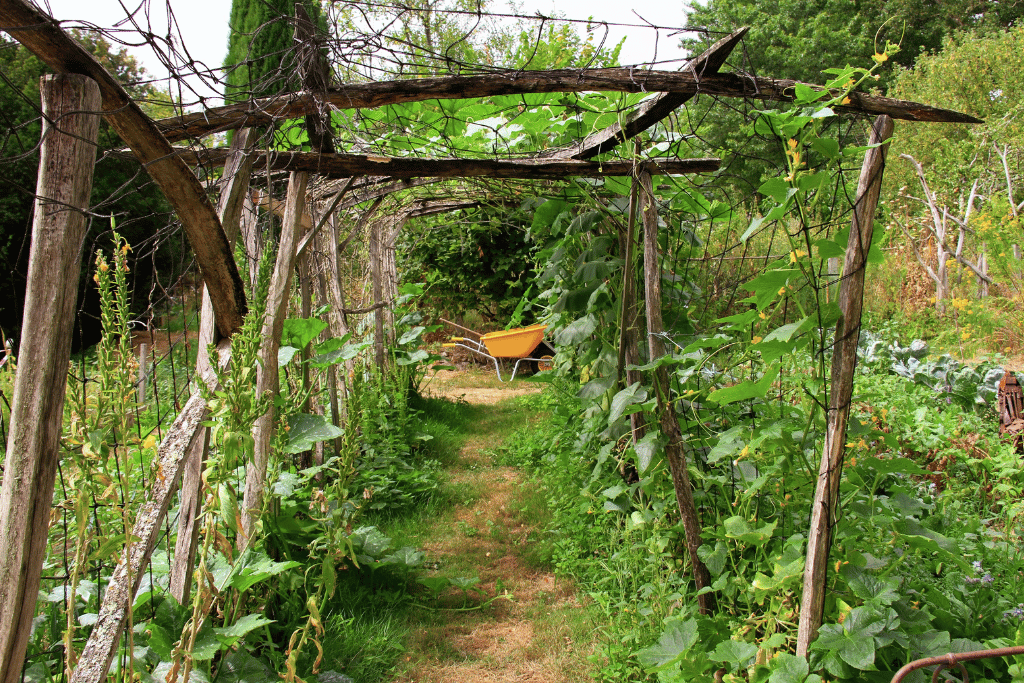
[
  {"x1": 887, "y1": 26, "x2": 1024, "y2": 197},
  {"x1": 397, "y1": 202, "x2": 539, "y2": 323},
  {"x1": 679, "y1": 0, "x2": 1024, "y2": 206},
  {"x1": 0, "y1": 36, "x2": 180, "y2": 346},
  {"x1": 499, "y1": 22, "x2": 623, "y2": 70},
  {"x1": 682, "y1": 0, "x2": 1023, "y2": 86}
]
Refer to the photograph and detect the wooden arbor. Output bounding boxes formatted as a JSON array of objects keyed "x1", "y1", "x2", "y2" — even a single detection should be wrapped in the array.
[{"x1": 0, "y1": 1, "x2": 980, "y2": 680}]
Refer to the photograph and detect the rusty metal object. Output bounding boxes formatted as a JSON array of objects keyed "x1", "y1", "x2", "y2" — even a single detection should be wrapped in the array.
[
  {"x1": 891, "y1": 644, "x2": 1024, "y2": 683},
  {"x1": 998, "y1": 371, "x2": 1024, "y2": 453}
]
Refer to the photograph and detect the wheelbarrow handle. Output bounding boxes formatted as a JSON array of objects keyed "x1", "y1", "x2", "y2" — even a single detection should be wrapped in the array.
[{"x1": 439, "y1": 317, "x2": 481, "y2": 338}]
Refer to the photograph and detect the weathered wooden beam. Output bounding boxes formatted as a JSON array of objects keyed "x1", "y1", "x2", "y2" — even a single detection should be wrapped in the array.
[
  {"x1": 153, "y1": 67, "x2": 980, "y2": 144},
  {"x1": 241, "y1": 172, "x2": 309, "y2": 544},
  {"x1": 332, "y1": 177, "x2": 440, "y2": 208},
  {"x1": 796, "y1": 115, "x2": 894, "y2": 657},
  {"x1": 168, "y1": 128, "x2": 255, "y2": 605},
  {"x1": 72, "y1": 341, "x2": 232, "y2": 683},
  {"x1": 0, "y1": 73, "x2": 102, "y2": 683},
  {"x1": 549, "y1": 27, "x2": 748, "y2": 160},
  {"x1": 406, "y1": 200, "x2": 482, "y2": 218},
  {"x1": 0, "y1": 0, "x2": 248, "y2": 337},
  {"x1": 181, "y1": 149, "x2": 720, "y2": 178},
  {"x1": 639, "y1": 166, "x2": 716, "y2": 616}
]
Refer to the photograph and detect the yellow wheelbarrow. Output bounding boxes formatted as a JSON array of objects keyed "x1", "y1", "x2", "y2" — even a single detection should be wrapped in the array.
[{"x1": 442, "y1": 320, "x2": 554, "y2": 382}]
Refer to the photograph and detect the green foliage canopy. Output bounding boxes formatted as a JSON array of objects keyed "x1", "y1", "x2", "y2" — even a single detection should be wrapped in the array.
[{"x1": 0, "y1": 35, "x2": 179, "y2": 346}]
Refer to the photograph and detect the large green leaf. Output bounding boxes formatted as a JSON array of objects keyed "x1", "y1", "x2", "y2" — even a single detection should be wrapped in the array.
[
  {"x1": 284, "y1": 413, "x2": 345, "y2": 454},
  {"x1": 636, "y1": 618, "x2": 699, "y2": 670},
  {"x1": 709, "y1": 364, "x2": 780, "y2": 405},
  {"x1": 766, "y1": 652, "x2": 819, "y2": 683},
  {"x1": 311, "y1": 337, "x2": 370, "y2": 367},
  {"x1": 217, "y1": 549, "x2": 300, "y2": 593},
  {"x1": 216, "y1": 614, "x2": 274, "y2": 643},
  {"x1": 217, "y1": 650, "x2": 275, "y2": 683},
  {"x1": 555, "y1": 314, "x2": 597, "y2": 345},
  {"x1": 282, "y1": 317, "x2": 328, "y2": 350},
  {"x1": 531, "y1": 199, "x2": 568, "y2": 230},
  {"x1": 811, "y1": 606, "x2": 884, "y2": 675},
  {"x1": 709, "y1": 639, "x2": 757, "y2": 669},
  {"x1": 609, "y1": 382, "x2": 647, "y2": 424},
  {"x1": 724, "y1": 516, "x2": 778, "y2": 546}
]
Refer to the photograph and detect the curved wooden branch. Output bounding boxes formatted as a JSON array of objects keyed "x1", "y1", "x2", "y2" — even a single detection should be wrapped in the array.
[{"x1": 0, "y1": 0, "x2": 247, "y2": 337}]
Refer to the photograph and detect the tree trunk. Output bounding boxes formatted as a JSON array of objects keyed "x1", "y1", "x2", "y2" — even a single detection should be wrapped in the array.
[
  {"x1": 241, "y1": 171, "x2": 309, "y2": 544},
  {"x1": 797, "y1": 115, "x2": 894, "y2": 657},
  {"x1": 638, "y1": 168, "x2": 715, "y2": 615},
  {"x1": 0, "y1": 74, "x2": 102, "y2": 683}
]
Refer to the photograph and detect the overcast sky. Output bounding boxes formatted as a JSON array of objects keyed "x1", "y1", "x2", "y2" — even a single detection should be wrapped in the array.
[{"x1": 35, "y1": 0, "x2": 694, "y2": 102}]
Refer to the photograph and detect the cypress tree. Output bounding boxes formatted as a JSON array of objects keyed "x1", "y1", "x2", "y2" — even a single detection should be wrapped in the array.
[{"x1": 223, "y1": 0, "x2": 324, "y2": 102}]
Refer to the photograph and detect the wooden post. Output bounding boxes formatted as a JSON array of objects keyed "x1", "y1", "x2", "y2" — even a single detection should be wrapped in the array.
[
  {"x1": 369, "y1": 216, "x2": 387, "y2": 369},
  {"x1": 323, "y1": 209, "x2": 356, "y2": 448},
  {"x1": 241, "y1": 191, "x2": 261, "y2": 291},
  {"x1": 797, "y1": 115, "x2": 894, "y2": 656},
  {"x1": 241, "y1": 171, "x2": 309, "y2": 544},
  {"x1": 168, "y1": 129, "x2": 254, "y2": 604},
  {"x1": 616, "y1": 147, "x2": 646, "y2": 445},
  {"x1": 0, "y1": 73, "x2": 102, "y2": 683},
  {"x1": 137, "y1": 343, "x2": 149, "y2": 404},
  {"x1": 638, "y1": 168, "x2": 716, "y2": 614}
]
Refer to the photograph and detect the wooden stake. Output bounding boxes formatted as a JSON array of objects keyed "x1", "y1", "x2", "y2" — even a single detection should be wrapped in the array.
[
  {"x1": 639, "y1": 168, "x2": 715, "y2": 614},
  {"x1": 617, "y1": 149, "x2": 646, "y2": 445},
  {"x1": 0, "y1": 74, "x2": 102, "y2": 683},
  {"x1": 796, "y1": 115, "x2": 894, "y2": 657},
  {"x1": 168, "y1": 128, "x2": 254, "y2": 604},
  {"x1": 241, "y1": 171, "x2": 309, "y2": 543}
]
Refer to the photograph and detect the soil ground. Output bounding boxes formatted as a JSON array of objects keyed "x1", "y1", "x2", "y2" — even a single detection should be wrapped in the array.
[{"x1": 390, "y1": 369, "x2": 600, "y2": 683}]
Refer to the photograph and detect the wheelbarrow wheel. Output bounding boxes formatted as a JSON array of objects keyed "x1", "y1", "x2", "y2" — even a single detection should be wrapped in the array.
[{"x1": 529, "y1": 355, "x2": 554, "y2": 374}]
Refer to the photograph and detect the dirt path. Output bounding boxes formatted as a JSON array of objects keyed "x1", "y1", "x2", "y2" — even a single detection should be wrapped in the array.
[{"x1": 392, "y1": 375, "x2": 598, "y2": 683}]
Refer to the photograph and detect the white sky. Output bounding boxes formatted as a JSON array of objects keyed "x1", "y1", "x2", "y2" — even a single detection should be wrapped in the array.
[{"x1": 35, "y1": 0, "x2": 694, "y2": 102}]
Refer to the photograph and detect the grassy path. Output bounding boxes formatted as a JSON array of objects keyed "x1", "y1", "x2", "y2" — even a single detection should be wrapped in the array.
[{"x1": 388, "y1": 370, "x2": 601, "y2": 682}]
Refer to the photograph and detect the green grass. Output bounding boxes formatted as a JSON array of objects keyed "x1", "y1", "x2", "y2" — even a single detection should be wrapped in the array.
[{"x1": 315, "y1": 612, "x2": 410, "y2": 683}]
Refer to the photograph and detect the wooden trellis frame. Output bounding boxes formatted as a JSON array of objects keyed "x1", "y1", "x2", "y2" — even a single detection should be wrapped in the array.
[{"x1": 0, "y1": 2, "x2": 980, "y2": 680}]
